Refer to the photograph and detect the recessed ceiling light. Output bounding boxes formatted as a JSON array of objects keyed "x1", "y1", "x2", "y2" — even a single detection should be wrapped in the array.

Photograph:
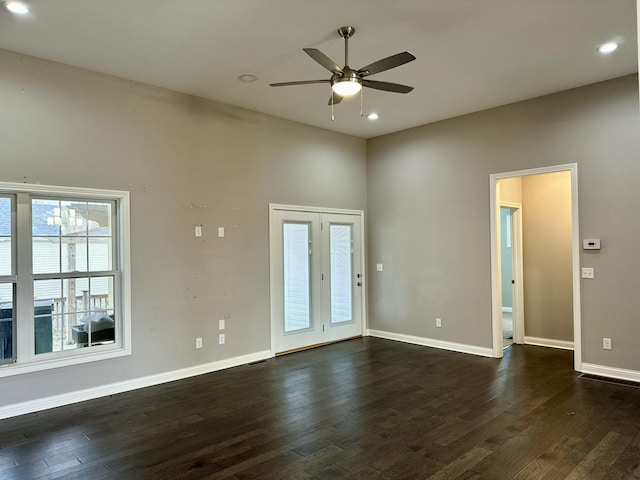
[
  {"x1": 238, "y1": 74, "x2": 258, "y2": 83},
  {"x1": 4, "y1": 1, "x2": 29, "y2": 14},
  {"x1": 597, "y1": 42, "x2": 619, "y2": 54},
  {"x1": 367, "y1": 113, "x2": 379, "y2": 120}
]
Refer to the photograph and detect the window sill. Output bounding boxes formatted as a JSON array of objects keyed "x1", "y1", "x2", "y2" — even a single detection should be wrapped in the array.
[{"x1": 0, "y1": 344, "x2": 131, "y2": 378}]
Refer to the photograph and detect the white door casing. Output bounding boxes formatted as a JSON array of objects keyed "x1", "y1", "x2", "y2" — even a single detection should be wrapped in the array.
[
  {"x1": 269, "y1": 205, "x2": 365, "y2": 354},
  {"x1": 489, "y1": 164, "x2": 581, "y2": 371}
]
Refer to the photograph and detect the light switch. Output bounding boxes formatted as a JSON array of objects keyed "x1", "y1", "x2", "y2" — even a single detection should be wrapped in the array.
[
  {"x1": 376, "y1": 264, "x2": 383, "y2": 272},
  {"x1": 218, "y1": 227, "x2": 225, "y2": 238},
  {"x1": 219, "y1": 319, "x2": 225, "y2": 330},
  {"x1": 195, "y1": 226, "x2": 202, "y2": 237}
]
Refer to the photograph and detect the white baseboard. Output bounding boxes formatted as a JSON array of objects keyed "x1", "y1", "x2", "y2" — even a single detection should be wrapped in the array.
[
  {"x1": 524, "y1": 336, "x2": 574, "y2": 350},
  {"x1": 0, "y1": 350, "x2": 273, "y2": 420},
  {"x1": 581, "y1": 363, "x2": 640, "y2": 383},
  {"x1": 502, "y1": 307, "x2": 513, "y2": 313},
  {"x1": 366, "y1": 329, "x2": 493, "y2": 358}
]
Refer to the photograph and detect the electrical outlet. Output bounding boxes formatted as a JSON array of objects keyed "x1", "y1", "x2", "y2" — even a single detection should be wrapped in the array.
[
  {"x1": 603, "y1": 337, "x2": 611, "y2": 350},
  {"x1": 436, "y1": 318, "x2": 442, "y2": 328},
  {"x1": 219, "y1": 333, "x2": 225, "y2": 345},
  {"x1": 219, "y1": 319, "x2": 225, "y2": 330},
  {"x1": 195, "y1": 337, "x2": 203, "y2": 349},
  {"x1": 581, "y1": 267, "x2": 595, "y2": 279}
]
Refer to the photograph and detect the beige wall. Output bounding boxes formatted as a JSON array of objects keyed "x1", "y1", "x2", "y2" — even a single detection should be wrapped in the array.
[
  {"x1": 521, "y1": 172, "x2": 573, "y2": 341},
  {"x1": 0, "y1": 49, "x2": 367, "y2": 407},
  {"x1": 367, "y1": 74, "x2": 640, "y2": 370},
  {"x1": 500, "y1": 177, "x2": 522, "y2": 204}
]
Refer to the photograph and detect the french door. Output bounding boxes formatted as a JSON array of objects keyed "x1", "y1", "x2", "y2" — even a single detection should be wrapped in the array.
[{"x1": 270, "y1": 206, "x2": 364, "y2": 353}]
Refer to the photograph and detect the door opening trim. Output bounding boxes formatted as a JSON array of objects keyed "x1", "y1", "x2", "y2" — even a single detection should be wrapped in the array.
[{"x1": 489, "y1": 164, "x2": 581, "y2": 371}]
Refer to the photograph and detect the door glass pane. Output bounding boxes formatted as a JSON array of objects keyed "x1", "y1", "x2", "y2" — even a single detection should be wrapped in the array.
[
  {"x1": 283, "y1": 222, "x2": 311, "y2": 333},
  {"x1": 330, "y1": 224, "x2": 353, "y2": 323}
]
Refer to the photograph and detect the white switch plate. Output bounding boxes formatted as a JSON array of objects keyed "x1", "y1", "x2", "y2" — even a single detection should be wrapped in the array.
[
  {"x1": 581, "y1": 267, "x2": 595, "y2": 279},
  {"x1": 376, "y1": 263, "x2": 383, "y2": 272},
  {"x1": 218, "y1": 227, "x2": 225, "y2": 238},
  {"x1": 195, "y1": 226, "x2": 202, "y2": 237},
  {"x1": 219, "y1": 333, "x2": 225, "y2": 345},
  {"x1": 195, "y1": 337, "x2": 203, "y2": 349},
  {"x1": 219, "y1": 319, "x2": 225, "y2": 330},
  {"x1": 436, "y1": 318, "x2": 442, "y2": 328},
  {"x1": 603, "y1": 337, "x2": 611, "y2": 350}
]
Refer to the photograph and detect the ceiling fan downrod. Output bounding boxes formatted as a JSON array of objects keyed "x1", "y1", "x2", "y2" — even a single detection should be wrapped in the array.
[{"x1": 338, "y1": 26, "x2": 356, "y2": 67}]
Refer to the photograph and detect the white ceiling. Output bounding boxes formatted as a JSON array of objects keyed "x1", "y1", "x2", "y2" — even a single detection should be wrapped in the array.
[{"x1": 0, "y1": 0, "x2": 637, "y2": 138}]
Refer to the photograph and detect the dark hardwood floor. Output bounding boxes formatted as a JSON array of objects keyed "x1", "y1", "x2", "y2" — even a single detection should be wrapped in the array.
[{"x1": 1, "y1": 337, "x2": 639, "y2": 479}]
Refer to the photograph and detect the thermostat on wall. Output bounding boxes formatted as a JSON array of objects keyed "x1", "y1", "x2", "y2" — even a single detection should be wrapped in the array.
[{"x1": 582, "y1": 239, "x2": 601, "y2": 250}]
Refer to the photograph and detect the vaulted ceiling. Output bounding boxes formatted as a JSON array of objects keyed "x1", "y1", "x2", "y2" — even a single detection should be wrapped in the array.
[{"x1": 0, "y1": 0, "x2": 637, "y2": 138}]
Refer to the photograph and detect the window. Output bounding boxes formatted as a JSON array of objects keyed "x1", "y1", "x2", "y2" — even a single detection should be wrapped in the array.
[{"x1": 0, "y1": 183, "x2": 130, "y2": 376}]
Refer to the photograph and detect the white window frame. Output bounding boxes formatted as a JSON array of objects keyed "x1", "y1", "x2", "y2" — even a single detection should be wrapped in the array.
[{"x1": 0, "y1": 182, "x2": 131, "y2": 377}]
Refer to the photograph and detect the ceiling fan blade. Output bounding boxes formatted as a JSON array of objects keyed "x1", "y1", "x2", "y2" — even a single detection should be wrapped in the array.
[
  {"x1": 270, "y1": 80, "x2": 330, "y2": 87},
  {"x1": 303, "y1": 48, "x2": 343, "y2": 74},
  {"x1": 328, "y1": 92, "x2": 344, "y2": 105},
  {"x1": 362, "y1": 79, "x2": 414, "y2": 93},
  {"x1": 357, "y1": 52, "x2": 416, "y2": 77}
]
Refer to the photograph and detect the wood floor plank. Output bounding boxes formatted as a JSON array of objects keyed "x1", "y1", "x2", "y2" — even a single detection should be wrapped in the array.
[
  {"x1": 425, "y1": 446, "x2": 493, "y2": 480},
  {"x1": 564, "y1": 431, "x2": 633, "y2": 480},
  {"x1": 511, "y1": 438, "x2": 573, "y2": 480},
  {"x1": 1, "y1": 339, "x2": 639, "y2": 479}
]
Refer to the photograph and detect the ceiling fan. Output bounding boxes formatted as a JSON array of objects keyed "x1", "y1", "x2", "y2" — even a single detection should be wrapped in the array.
[{"x1": 270, "y1": 26, "x2": 416, "y2": 105}]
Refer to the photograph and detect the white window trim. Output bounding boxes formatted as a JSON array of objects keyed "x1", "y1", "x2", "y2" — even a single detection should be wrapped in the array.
[{"x1": 0, "y1": 181, "x2": 131, "y2": 377}]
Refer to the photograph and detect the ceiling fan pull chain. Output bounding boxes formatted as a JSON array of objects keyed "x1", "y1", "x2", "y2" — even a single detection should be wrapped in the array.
[{"x1": 360, "y1": 88, "x2": 363, "y2": 117}]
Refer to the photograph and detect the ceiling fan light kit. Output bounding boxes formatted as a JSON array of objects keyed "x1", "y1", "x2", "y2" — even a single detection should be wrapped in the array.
[
  {"x1": 270, "y1": 26, "x2": 416, "y2": 115},
  {"x1": 331, "y1": 77, "x2": 361, "y2": 96}
]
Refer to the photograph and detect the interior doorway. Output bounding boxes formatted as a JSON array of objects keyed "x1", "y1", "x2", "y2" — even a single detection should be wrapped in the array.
[
  {"x1": 269, "y1": 204, "x2": 365, "y2": 354},
  {"x1": 500, "y1": 203, "x2": 523, "y2": 348},
  {"x1": 490, "y1": 164, "x2": 582, "y2": 371}
]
